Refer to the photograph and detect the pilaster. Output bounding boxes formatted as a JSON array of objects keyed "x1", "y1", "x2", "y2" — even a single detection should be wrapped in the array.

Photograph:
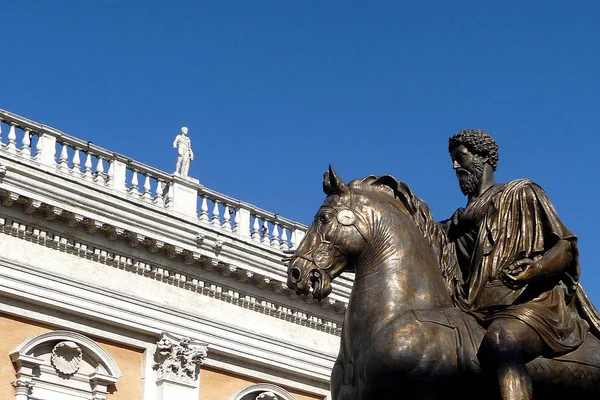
[{"x1": 170, "y1": 176, "x2": 200, "y2": 218}]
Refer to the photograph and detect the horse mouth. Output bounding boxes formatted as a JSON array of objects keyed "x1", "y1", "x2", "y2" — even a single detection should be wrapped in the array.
[
  {"x1": 308, "y1": 269, "x2": 331, "y2": 299},
  {"x1": 287, "y1": 261, "x2": 332, "y2": 299}
]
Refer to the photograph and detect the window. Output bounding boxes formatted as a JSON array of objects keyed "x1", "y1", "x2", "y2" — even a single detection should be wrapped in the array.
[{"x1": 10, "y1": 330, "x2": 122, "y2": 400}]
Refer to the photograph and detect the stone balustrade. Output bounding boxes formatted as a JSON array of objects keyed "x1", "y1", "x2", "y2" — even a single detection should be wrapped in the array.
[{"x1": 0, "y1": 108, "x2": 306, "y2": 250}]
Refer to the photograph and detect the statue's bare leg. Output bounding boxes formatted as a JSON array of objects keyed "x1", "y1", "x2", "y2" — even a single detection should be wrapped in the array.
[{"x1": 477, "y1": 318, "x2": 544, "y2": 400}]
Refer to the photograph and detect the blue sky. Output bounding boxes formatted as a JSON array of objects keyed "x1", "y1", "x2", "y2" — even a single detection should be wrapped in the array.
[{"x1": 2, "y1": 1, "x2": 600, "y2": 302}]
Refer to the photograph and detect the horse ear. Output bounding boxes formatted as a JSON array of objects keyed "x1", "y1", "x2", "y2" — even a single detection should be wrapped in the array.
[{"x1": 323, "y1": 165, "x2": 348, "y2": 196}]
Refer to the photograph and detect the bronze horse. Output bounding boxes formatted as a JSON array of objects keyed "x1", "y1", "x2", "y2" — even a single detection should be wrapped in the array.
[{"x1": 287, "y1": 166, "x2": 600, "y2": 399}]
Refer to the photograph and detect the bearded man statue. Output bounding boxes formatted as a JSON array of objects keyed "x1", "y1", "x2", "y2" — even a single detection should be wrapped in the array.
[{"x1": 440, "y1": 129, "x2": 588, "y2": 400}]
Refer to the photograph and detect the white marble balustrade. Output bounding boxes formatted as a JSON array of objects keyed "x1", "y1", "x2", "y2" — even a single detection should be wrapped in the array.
[
  {"x1": 0, "y1": 110, "x2": 306, "y2": 249},
  {"x1": 0, "y1": 118, "x2": 171, "y2": 207},
  {"x1": 196, "y1": 189, "x2": 305, "y2": 250}
]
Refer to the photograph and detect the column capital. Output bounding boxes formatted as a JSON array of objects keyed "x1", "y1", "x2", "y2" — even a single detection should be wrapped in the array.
[{"x1": 153, "y1": 333, "x2": 208, "y2": 384}]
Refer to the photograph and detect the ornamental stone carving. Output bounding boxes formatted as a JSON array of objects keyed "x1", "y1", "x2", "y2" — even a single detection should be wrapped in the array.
[
  {"x1": 153, "y1": 333, "x2": 207, "y2": 384},
  {"x1": 256, "y1": 392, "x2": 279, "y2": 400},
  {"x1": 11, "y1": 379, "x2": 34, "y2": 394},
  {"x1": 51, "y1": 341, "x2": 83, "y2": 375}
]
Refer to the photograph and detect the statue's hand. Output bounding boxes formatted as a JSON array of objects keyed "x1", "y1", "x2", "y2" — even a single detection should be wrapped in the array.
[{"x1": 500, "y1": 258, "x2": 534, "y2": 289}]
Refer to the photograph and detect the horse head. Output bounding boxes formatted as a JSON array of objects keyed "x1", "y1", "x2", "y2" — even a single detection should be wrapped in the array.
[{"x1": 287, "y1": 166, "x2": 383, "y2": 299}]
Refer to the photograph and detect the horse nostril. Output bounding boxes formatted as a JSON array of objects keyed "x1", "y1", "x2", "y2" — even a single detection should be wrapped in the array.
[{"x1": 290, "y1": 267, "x2": 302, "y2": 282}]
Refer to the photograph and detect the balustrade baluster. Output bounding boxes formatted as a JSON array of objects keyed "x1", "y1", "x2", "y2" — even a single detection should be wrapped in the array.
[
  {"x1": 34, "y1": 134, "x2": 42, "y2": 161},
  {"x1": 199, "y1": 196, "x2": 209, "y2": 222},
  {"x1": 271, "y1": 223, "x2": 280, "y2": 247},
  {"x1": 154, "y1": 179, "x2": 165, "y2": 206},
  {"x1": 261, "y1": 220, "x2": 270, "y2": 244},
  {"x1": 106, "y1": 159, "x2": 114, "y2": 186},
  {"x1": 142, "y1": 174, "x2": 152, "y2": 200},
  {"x1": 94, "y1": 157, "x2": 105, "y2": 184},
  {"x1": 83, "y1": 153, "x2": 93, "y2": 180},
  {"x1": 233, "y1": 208, "x2": 241, "y2": 233},
  {"x1": 57, "y1": 144, "x2": 69, "y2": 170},
  {"x1": 6, "y1": 124, "x2": 17, "y2": 153},
  {"x1": 252, "y1": 216, "x2": 261, "y2": 241},
  {"x1": 164, "y1": 182, "x2": 173, "y2": 208},
  {"x1": 280, "y1": 227, "x2": 289, "y2": 251},
  {"x1": 0, "y1": 118, "x2": 3, "y2": 145},
  {"x1": 19, "y1": 129, "x2": 31, "y2": 158},
  {"x1": 222, "y1": 205, "x2": 232, "y2": 231},
  {"x1": 71, "y1": 148, "x2": 81, "y2": 175},
  {"x1": 129, "y1": 170, "x2": 140, "y2": 195},
  {"x1": 211, "y1": 201, "x2": 221, "y2": 226}
]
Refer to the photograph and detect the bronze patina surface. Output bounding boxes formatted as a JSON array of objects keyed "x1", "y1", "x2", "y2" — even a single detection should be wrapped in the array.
[{"x1": 287, "y1": 146, "x2": 600, "y2": 400}]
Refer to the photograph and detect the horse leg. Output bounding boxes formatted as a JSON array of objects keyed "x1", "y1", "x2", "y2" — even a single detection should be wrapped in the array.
[
  {"x1": 356, "y1": 314, "x2": 461, "y2": 399},
  {"x1": 331, "y1": 358, "x2": 358, "y2": 400}
]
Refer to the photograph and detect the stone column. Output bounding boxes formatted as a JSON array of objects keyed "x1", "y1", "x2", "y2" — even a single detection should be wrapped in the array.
[
  {"x1": 11, "y1": 379, "x2": 34, "y2": 400},
  {"x1": 153, "y1": 333, "x2": 208, "y2": 400}
]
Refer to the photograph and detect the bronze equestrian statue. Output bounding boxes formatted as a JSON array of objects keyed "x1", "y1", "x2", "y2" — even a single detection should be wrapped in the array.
[{"x1": 286, "y1": 130, "x2": 600, "y2": 399}]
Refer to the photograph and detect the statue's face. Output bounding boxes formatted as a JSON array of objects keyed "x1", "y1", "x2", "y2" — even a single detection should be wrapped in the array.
[{"x1": 451, "y1": 144, "x2": 484, "y2": 195}]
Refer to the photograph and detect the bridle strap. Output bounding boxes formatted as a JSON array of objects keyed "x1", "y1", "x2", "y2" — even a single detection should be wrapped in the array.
[{"x1": 296, "y1": 199, "x2": 369, "y2": 271}]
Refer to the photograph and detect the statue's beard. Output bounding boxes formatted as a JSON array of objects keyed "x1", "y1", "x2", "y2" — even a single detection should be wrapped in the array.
[{"x1": 457, "y1": 158, "x2": 484, "y2": 196}]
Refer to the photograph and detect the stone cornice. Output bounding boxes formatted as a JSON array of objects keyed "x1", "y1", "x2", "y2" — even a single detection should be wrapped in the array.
[
  {"x1": 0, "y1": 192, "x2": 346, "y2": 334},
  {"x1": 0, "y1": 143, "x2": 354, "y2": 300}
]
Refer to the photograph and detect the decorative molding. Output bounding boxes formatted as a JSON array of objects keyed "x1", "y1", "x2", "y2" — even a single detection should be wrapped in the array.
[
  {"x1": 0, "y1": 198, "x2": 346, "y2": 334},
  {"x1": 66, "y1": 213, "x2": 84, "y2": 227},
  {"x1": 9, "y1": 330, "x2": 121, "y2": 400},
  {"x1": 153, "y1": 333, "x2": 207, "y2": 384},
  {"x1": 10, "y1": 330, "x2": 123, "y2": 378},
  {"x1": 2, "y1": 191, "x2": 19, "y2": 206},
  {"x1": 44, "y1": 206, "x2": 63, "y2": 221},
  {"x1": 24, "y1": 199, "x2": 42, "y2": 215},
  {"x1": 11, "y1": 379, "x2": 34, "y2": 395}
]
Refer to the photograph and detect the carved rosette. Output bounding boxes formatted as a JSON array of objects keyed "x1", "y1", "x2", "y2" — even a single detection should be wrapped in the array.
[
  {"x1": 51, "y1": 341, "x2": 83, "y2": 375},
  {"x1": 153, "y1": 334, "x2": 208, "y2": 384}
]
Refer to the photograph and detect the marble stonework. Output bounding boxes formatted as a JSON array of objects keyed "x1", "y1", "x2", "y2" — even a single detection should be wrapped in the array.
[{"x1": 0, "y1": 108, "x2": 348, "y2": 400}]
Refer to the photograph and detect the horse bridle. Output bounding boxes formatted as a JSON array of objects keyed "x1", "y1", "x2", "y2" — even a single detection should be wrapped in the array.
[{"x1": 294, "y1": 202, "x2": 369, "y2": 273}]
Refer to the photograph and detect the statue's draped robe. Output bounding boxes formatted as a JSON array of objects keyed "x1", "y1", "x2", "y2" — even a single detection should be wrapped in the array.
[{"x1": 443, "y1": 179, "x2": 588, "y2": 356}]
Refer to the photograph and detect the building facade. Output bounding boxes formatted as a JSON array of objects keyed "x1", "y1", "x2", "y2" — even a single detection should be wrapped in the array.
[{"x1": 0, "y1": 109, "x2": 352, "y2": 400}]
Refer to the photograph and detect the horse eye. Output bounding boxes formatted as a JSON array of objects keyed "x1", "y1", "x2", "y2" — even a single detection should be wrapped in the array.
[{"x1": 319, "y1": 214, "x2": 331, "y2": 224}]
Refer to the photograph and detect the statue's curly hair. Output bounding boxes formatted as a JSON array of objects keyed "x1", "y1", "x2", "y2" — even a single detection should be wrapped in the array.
[{"x1": 448, "y1": 129, "x2": 499, "y2": 171}]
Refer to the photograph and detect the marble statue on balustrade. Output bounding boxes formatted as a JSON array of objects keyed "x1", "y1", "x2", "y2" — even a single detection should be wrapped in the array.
[{"x1": 173, "y1": 126, "x2": 194, "y2": 177}]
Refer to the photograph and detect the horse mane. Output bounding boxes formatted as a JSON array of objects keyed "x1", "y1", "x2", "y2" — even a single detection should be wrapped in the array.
[{"x1": 354, "y1": 175, "x2": 462, "y2": 299}]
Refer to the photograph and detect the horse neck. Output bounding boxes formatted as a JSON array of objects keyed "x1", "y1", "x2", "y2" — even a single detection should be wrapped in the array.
[{"x1": 349, "y1": 211, "x2": 453, "y2": 316}]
